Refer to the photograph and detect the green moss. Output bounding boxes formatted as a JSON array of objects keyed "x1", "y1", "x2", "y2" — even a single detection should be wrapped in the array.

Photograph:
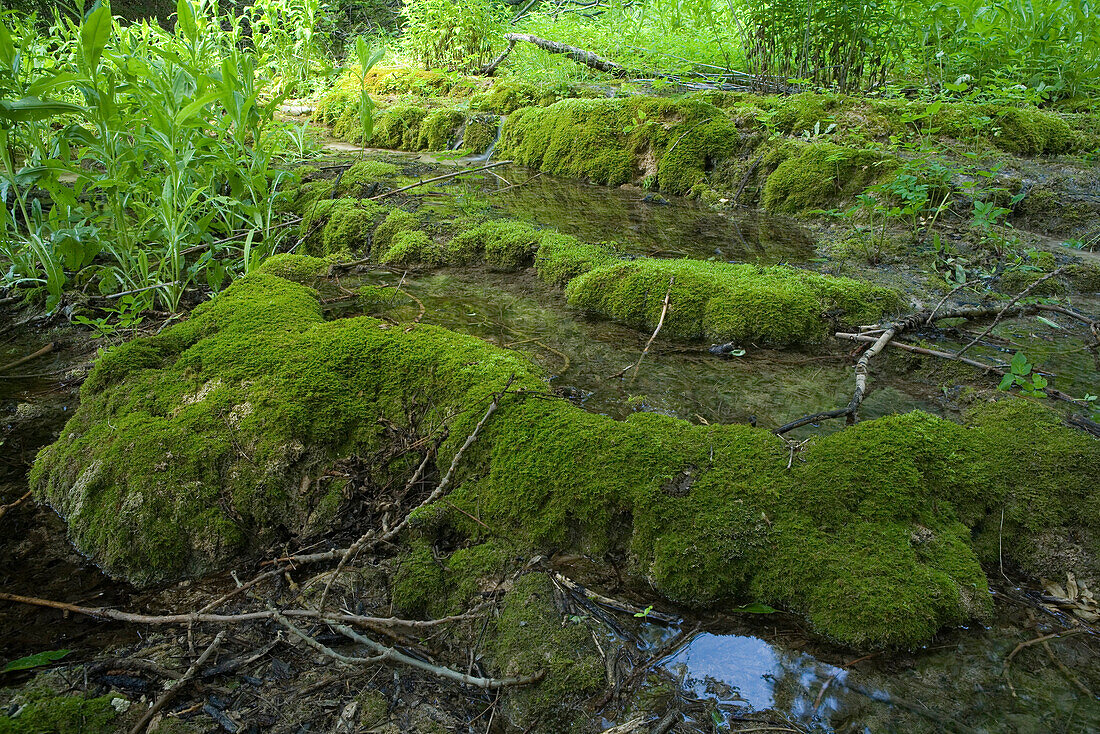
[
  {"x1": 987, "y1": 107, "x2": 1078, "y2": 155},
  {"x1": 460, "y1": 114, "x2": 500, "y2": 154},
  {"x1": 298, "y1": 198, "x2": 386, "y2": 257},
  {"x1": 0, "y1": 687, "x2": 119, "y2": 734},
  {"x1": 33, "y1": 275, "x2": 1099, "y2": 648},
  {"x1": 565, "y1": 258, "x2": 903, "y2": 346},
  {"x1": 489, "y1": 574, "x2": 605, "y2": 731},
  {"x1": 371, "y1": 104, "x2": 428, "y2": 150},
  {"x1": 256, "y1": 253, "x2": 329, "y2": 284},
  {"x1": 470, "y1": 81, "x2": 540, "y2": 114},
  {"x1": 1066, "y1": 263, "x2": 1100, "y2": 292},
  {"x1": 998, "y1": 268, "x2": 1067, "y2": 296},
  {"x1": 761, "y1": 142, "x2": 892, "y2": 214},
  {"x1": 372, "y1": 209, "x2": 420, "y2": 254},
  {"x1": 417, "y1": 108, "x2": 466, "y2": 150},
  {"x1": 533, "y1": 233, "x2": 617, "y2": 285},
  {"x1": 356, "y1": 689, "x2": 389, "y2": 728},
  {"x1": 337, "y1": 160, "x2": 400, "y2": 196},
  {"x1": 392, "y1": 539, "x2": 447, "y2": 617},
  {"x1": 444, "y1": 540, "x2": 512, "y2": 612},
  {"x1": 31, "y1": 273, "x2": 543, "y2": 586},
  {"x1": 499, "y1": 97, "x2": 736, "y2": 195},
  {"x1": 379, "y1": 230, "x2": 442, "y2": 265},
  {"x1": 446, "y1": 220, "x2": 542, "y2": 268}
]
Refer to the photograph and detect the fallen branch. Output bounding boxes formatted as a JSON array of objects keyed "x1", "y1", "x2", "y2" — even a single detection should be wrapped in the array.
[
  {"x1": 631, "y1": 277, "x2": 673, "y2": 382},
  {"x1": 332, "y1": 623, "x2": 543, "y2": 689},
  {"x1": 0, "y1": 342, "x2": 54, "y2": 374},
  {"x1": 129, "y1": 632, "x2": 225, "y2": 734},
  {"x1": 0, "y1": 490, "x2": 32, "y2": 522},
  {"x1": 369, "y1": 160, "x2": 514, "y2": 201},
  {"x1": 956, "y1": 266, "x2": 1067, "y2": 357}
]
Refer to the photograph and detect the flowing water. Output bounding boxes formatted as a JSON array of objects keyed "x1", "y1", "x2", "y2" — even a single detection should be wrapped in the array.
[{"x1": 2, "y1": 159, "x2": 1098, "y2": 731}]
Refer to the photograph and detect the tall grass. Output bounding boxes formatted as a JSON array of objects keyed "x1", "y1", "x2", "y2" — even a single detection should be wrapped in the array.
[{"x1": 0, "y1": 0, "x2": 325, "y2": 315}]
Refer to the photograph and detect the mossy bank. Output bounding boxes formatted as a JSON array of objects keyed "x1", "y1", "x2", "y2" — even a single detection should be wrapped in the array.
[{"x1": 32, "y1": 273, "x2": 1100, "y2": 649}]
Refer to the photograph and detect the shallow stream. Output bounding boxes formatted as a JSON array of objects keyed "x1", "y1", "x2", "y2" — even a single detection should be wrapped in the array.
[{"x1": 2, "y1": 158, "x2": 1098, "y2": 732}]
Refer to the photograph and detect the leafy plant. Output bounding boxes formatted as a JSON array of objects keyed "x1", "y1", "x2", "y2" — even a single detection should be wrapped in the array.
[
  {"x1": 999, "y1": 351, "x2": 1048, "y2": 397},
  {"x1": 2, "y1": 649, "x2": 70, "y2": 673},
  {"x1": 400, "y1": 0, "x2": 505, "y2": 72}
]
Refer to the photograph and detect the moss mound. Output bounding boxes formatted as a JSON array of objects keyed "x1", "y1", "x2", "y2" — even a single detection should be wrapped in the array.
[
  {"x1": 761, "y1": 142, "x2": 892, "y2": 214},
  {"x1": 565, "y1": 258, "x2": 903, "y2": 346},
  {"x1": 33, "y1": 276, "x2": 1099, "y2": 648},
  {"x1": 0, "y1": 686, "x2": 120, "y2": 734}
]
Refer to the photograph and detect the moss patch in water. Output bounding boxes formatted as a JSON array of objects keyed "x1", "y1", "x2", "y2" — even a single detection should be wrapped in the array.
[
  {"x1": 418, "y1": 109, "x2": 466, "y2": 151},
  {"x1": 379, "y1": 230, "x2": 442, "y2": 266},
  {"x1": 446, "y1": 220, "x2": 542, "y2": 268},
  {"x1": 371, "y1": 104, "x2": 428, "y2": 150},
  {"x1": 256, "y1": 253, "x2": 330, "y2": 284},
  {"x1": 33, "y1": 276, "x2": 1099, "y2": 649},
  {"x1": 533, "y1": 232, "x2": 617, "y2": 285},
  {"x1": 461, "y1": 114, "x2": 499, "y2": 154},
  {"x1": 298, "y1": 198, "x2": 386, "y2": 257},
  {"x1": 565, "y1": 257, "x2": 903, "y2": 346},
  {"x1": 336, "y1": 160, "x2": 400, "y2": 196},
  {"x1": 372, "y1": 209, "x2": 420, "y2": 253}
]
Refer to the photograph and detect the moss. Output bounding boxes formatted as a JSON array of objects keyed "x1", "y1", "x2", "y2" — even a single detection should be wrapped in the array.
[
  {"x1": 499, "y1": 97, "x2": 737, "y2": 195},
  {"x1": 417, "y1": 109, "x2": 466, "y2": 150},
  {"x1": 761, "y1": 142, "x2": 892, "y2": 214},
  {"x1": 256, "y1": 254, "x2": 329, "y2": 284},
  {"x1": 1066, "y1": 263, "x2": 1100, "y2": 292},
  {"x1": 470, "y1": 81, "x2": 540, "y2": 114},
  {"x1": 298, "y1": 198, "x2": 386, "y2": 257},
  {"x1": 33, "y1": 275, "x2": 1099, "y2": 648},
  {"x1": 371, "y1": 104, "x2": 428, "y2": 150},
  {"x1": 446, "y1": 220, "x2": 542, "y2": 269},
  {"x1": 356, "y1": 690, "x2": 389, "y2": 728},
  {"x1": 392, "y1": 539, "x2": 447, "y2": 617},
  {"x1": 986, "y1": 106, "x2": 1078, "y2": 155},
  {"x1": 372, "y1": 209, "x2": 420, "y2": 253},
  {"x1": 565, "y1": 258, "x2": 903, "y2": 346},
  {"x1": 533, "y1": 233, "x2": 617, "y2": 285},
  {"x1": 337, "y1": 160, "x2": 400, "y2": 196},
  {"x1": 378, "y1": 230, "x2": 442, "y2": 266},
  {"x1": 31, "y1": 273, "x2": 543, "y2": 586},
  {"x1": 489, "y1": 574, "x2": 605, "y2": 731},
  {"x1": 461, "y1": 114, "x2": 500, "y2": 154},
  {"x1": 444, "y1": 540, "x2": 512, "y2": 612},
  {"x1": 0, "y1": 687, "x2": 119, "y2": 734},
  {"x1": 998, "y1": 268, "x2": 1067, "y2": 296}
]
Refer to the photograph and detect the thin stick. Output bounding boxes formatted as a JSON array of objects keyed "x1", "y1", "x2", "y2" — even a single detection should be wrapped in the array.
[
  {"x1": 0, "y1": 592, "x2": 488, "y2": 629},
  {"x1": 128, "y1": 632, "x2": 225, "y2": 734},
  {"x1": 0, "y1": 342, "x2": 54, "y2": 374},
  {"x1": 631, "y1": 277, "x2": 673, "y2": 383},
  {"x1": 956, "y1": 267, "x2": 1066, "y2": 357},
  {"x1": 369, "y1": 161, "x2": 513, "y2": 201},
  {"x1": 0, "y1": 490, "x2": 32, "y2": 521},
  {"x1": 926, "y1": 282, "x2": 970, "y2": 325},
  {"x1": 332, "y1": 623, "x2": 543, "y2": 689}
]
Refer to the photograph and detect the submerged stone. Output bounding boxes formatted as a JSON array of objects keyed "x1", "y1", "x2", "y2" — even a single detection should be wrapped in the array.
[{"x1": 32, "y1": 275, "x2": 1099, "y2": 648}]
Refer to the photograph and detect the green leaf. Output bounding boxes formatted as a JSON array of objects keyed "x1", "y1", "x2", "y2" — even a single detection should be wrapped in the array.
[
  {"x1": 998, "y1": 374, "x2": 1015, "y2": 391},
  {"x1": 176, "y1": 0, "x2": 197, "y2": 43},
  {"x1": 3, "y1": 649, "x2": 70, "y2": 673},
  {"x1": 731, "y1": 602, "x2": 777, "y2": 614},
  {"x1": 1035, "y1": 315, "x2": 1062, "y2": 329},
  {"x1": 1010, "y1": 351, "x2": 1030, "y2": 376},
  {"x1": 81, "y1": 2, "x2": 113, "y2": 71},
  {"x1": 0, "y1": 97, "x2": 83, "y2": 123}
]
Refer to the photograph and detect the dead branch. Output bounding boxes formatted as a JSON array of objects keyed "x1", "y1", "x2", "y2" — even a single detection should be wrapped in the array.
[
  {"x1": 0, "y1": 342, "x2": 54, "y2": 374},
  {"x1": 0, "y1": 490, "x2": 32, "y2": 522},
  {"x1": 956, "y1": 267, "x2": 1067, "y2": 357},
  {"x1": 631, "y1": 277, "x2": 673, "y2": 382},
  {"x1": 369, "y1": 161, "x2": 514, "y2": 201},
  {"x1": 0, "y1": 592, "x2": 487, "y2": 630},
  {"x1": 129, "y1": 632, "x2": 225, "y2": 734},
  {"x1": 332, "y1": 623, "x2": 543, "y2": 689},
  {"x1": 834, "y1": 333, "x2": 1089, "y2": 406}
]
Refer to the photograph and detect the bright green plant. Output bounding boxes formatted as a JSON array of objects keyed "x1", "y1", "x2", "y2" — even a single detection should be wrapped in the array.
[
  {"x1": 400, "y1": 0, "x2": 505, "y2": 72},
  {"x1": 998, "y1": 351, "x2": 1048, "y2": 397}
]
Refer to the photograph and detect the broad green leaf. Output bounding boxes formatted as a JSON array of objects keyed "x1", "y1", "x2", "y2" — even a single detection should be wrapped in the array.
[
  {"x1": 81, "y1": 2, "x2": 113, "y2": 71},
  {"x1": 732, "y1": 602, "x2": 777, "y2": 614},
  {"x1": 176, "y1": 0, "x2": 197, "y2": 43},
  {"x1": 0, "y1": 97, "x2": 83, "y2": 123},
  {"x1": 3, "y1": 649, "x2": 70, "y2": 673},
  {"x1": 1010, "y1": 351, "x2": 1030, "y2": 375},
  {"x1": 998, "y1": 374, "x2": 1016, "y2": 391}
]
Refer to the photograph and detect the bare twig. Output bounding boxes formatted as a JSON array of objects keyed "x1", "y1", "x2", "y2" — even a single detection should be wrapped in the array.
[
  {"x1": 128, "y1": 632, "x2": 225, "y2": 734},
  {"x1": 369, "y1": 161, "x2": 514, "y2": 201},
  {"x1": 631, "y1": 277, "x2": 673, "y2": 383},
  {"x1": 956, "y1": 267, "x2": 1066, "y2": 358},
  {"x1": 0, "y1": 342, "x2": 54, "y2": 374},
  {"x1": 0, "y1": 490, "x2": 32, "y2": 522}
]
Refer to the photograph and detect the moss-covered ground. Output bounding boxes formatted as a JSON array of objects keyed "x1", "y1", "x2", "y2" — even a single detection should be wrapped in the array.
[{"x1": 31, "y1": 273, "x2": 1100, "y2": 649}]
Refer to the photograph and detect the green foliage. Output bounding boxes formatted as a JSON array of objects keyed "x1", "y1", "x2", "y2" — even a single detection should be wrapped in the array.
[
  {"x1": 2, "y1": 650, "x2": 70, "y2": 673},
  {"x1": 0, "y1": 1, "x2": 321, "y2": 316},
  {"x1": 245, "y1": 0, "x2": 334, "y2": 93},
  {"x1": 400, "y1": 0, "x2": 505, "y2": 73},
  {"x1": 998, "y1": 352, "x2": 1048, "y2": 397}
]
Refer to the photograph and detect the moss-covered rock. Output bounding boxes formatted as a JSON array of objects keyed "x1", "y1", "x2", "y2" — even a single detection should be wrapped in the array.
[
  {"x1": 379, "y1": 230, "x2": 442, "y2": 266},
  {"x1": 298, "y1": 198, "x2": 387, "y2": 257},
  {"x1": 445, "y1": 220, "x2": 542, "y2": 268},
  {"x1": 488, "y1": 574, "x2": 605, "y2": 732},
  {"x1": 337, "y1": 160, "x2": 400, "y2": 196},
  {"x1": 392, "y1": 539, "x2": 447, "y2": 617},
  {"x1": 461, "y1": 114, "x2": 500, "y2": 154},
  {"x1": 565, "y1": 258, "x2": 903, "y2": 346},
  {"x1": 0, "y1": 685, "x2": 121, "y2": 734},
  {"x1": 418, "y1": 109, "x2": 466, "y2": 151},
  {"x1": 371, "y1": 105, "x2": 428, "y2": 150},
  {"x1": 255, "y1": 253, "x2": 330, "y2": 285},
  {"x1": 761, "y1": 142, "x2": 892, "y2": 214},
  {"x1": 33, "y1": 276, "x2": 1100, "y2": 649}
]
